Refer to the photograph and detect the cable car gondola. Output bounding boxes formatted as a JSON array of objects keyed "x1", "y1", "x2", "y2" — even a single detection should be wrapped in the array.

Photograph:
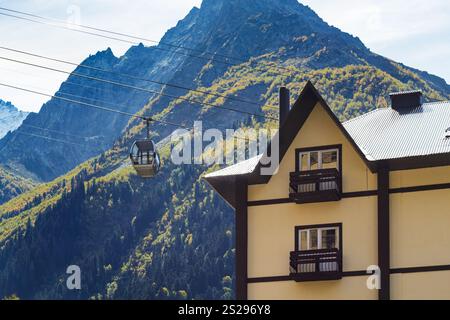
[{"x1": 130, "y1": 118, "x2": 161, "y2": 178}]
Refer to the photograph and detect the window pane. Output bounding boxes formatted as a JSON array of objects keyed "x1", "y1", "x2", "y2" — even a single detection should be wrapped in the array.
[
  {"x1": 321, "y1": 228, "x2": 337, "y2": 249},
  {"x1": 310, "y1": 152, "x2": 319, "y2": 170},
  {"x1": 300, "y1": 230, "x2": 308, "y2": 250},
  {"x1": 300, "y1": 153, "x2": 309, "y2": 171},
  {"x1": 322, "y1": 150, "x2": 338, "y2": 169},
  {"x1": 309, "y1": 229, "x2": 318, "y2": 250}
]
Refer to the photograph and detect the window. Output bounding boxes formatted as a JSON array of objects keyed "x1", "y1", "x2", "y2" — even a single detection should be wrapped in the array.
[
  {"x1": 298, "y1": 148, "x2": 339, "y2": 171},
  {"x1": 293, "y1": 223, "x2": 342, "y2": 275},
  {"x1": 297, "y1": 226, "x2": 339, "y2": 251}
]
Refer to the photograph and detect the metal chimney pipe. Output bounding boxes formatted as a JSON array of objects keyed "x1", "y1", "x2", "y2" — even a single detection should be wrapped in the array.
[{"x1": 279, "y1": 86, "x2": 290, "y2": 127}]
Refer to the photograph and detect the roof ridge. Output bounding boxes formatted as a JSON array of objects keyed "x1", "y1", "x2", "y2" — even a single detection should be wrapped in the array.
[
  {"x1": 423, "y1": 100, "x2": 450, "y2": 105},
  {"x1": 342, "y1": 107, "x2": 382, "y2": 125}
]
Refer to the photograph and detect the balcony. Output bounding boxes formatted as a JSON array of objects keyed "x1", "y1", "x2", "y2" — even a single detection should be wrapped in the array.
[
  {"x1": 289, "y1": 248, "x2": 342, "y2": 282},
  {"x1": 289, "y1": 168, "x2": 341, "y2": 204}
]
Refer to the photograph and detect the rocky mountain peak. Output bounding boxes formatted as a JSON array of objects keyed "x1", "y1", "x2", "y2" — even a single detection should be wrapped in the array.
[{"x1": 0, "y1": 100, "x2": 29, "y2": 139}]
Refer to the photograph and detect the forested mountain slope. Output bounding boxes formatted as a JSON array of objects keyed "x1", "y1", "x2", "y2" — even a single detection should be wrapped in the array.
[{"x1": 0, "y1": 0, "x2": 449, "y2": 299}]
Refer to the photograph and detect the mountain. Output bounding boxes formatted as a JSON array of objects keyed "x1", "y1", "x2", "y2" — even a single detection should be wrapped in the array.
[
  {"x1": 1, "y1": 0, "x2": 448, "y2": 185},
  {"x1": 0, "y1": 0, "x2": 449, "y2": 299},
  {"x1": 0, "y1": 100, "x2": 29, "y2": 139},
  {"x1": 0, "y1": 167, "x2": 36, "y2": 205}
]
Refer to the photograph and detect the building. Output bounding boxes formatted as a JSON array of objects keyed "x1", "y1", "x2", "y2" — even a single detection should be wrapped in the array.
[{"x1": 204, "y1": 81, "x2": 450, "y2": 300}]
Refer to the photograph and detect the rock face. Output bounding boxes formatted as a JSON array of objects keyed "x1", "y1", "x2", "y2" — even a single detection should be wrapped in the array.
[
  {"x1": 0, "y1": 0, "x2": 448, "y2": 183},
  {"x1": 0, "y1": 100, "x2": 28, "y2": 139},
  {"x1": 0, "y1": 0, "x2": 450, "y2": 300}
]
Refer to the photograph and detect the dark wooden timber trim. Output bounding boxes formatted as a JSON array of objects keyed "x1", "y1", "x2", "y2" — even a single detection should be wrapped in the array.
[
  {"x1": 390, "y1": 182, "x2": 450, "y2": 194},
  {"x1": 248, "y1": 264, "x2": 450, "y2": 284},
  {"x1": 247, "y1": 264, "x2": 450, "y2": 284},
  {"x1": 235, "y1": 176, "x2": 248, "y2": 300},
  {"x1": 391, "y1": 264, "x2": 450, "y2": 274},
  {"x1": 248, "y1": 269, "x2": 369, "y2": 283},
  {"x1": 248, "y1": 198, "x2": 293, "y2": 206},
  {"x1": 342, "y1": 190, "x2": 378, "y2": 198},
  {"x1": 377, "y1": 166, "x2": 390, "y2": 300},
  {"x1": 247, "y1": 190, "x2": 377, "y2": 206},
  {"x1": 247, "y1": 182, "x2": 450, "y2": 207},
  {"x1": 248, "y1": 275, "x2": 292, "y2": 283}
]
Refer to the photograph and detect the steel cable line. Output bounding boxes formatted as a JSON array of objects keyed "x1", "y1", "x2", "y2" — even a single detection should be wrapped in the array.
[
  {"x1": 0, "y1": 51, "x2": 280, "y2": 115},
  {"x1": 0, "y1": 66, "x2": 132, "y2": 111},
  {"x1": 0, "y1": 6, "x2": 244, "y2": 64},
  {"x1": 20, "y1": 124, "x2": 92, "y2": 140},
  {"x1": 0, "y1": 82, "x2": 176, "y2": 124},
  {"x1": 0, "y1": 7, "x2": 294, "y2": 76},
  {"x1": 15, "y1": 131, "x2": 86, "y2": 146},
  {"x1": 0, "y1": 11, "x2": 237, "y2": 67},
  {"x1": 0, "y1": 55, "x2": 278, "y2": 120},
  {"x1": 0, "y1": 67, "x2": 263, "y2": 142},
  {"x1": 0, "y1": 46, "x2": 260, "y2": 106},
  {"x1": 0, "y1": 82, "x2": 263, "y2": 144}
]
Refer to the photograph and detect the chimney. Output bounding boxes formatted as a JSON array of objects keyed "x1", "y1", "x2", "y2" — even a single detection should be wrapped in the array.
[
  {"x1": 279, "y1": 86, "x2": 290, "y2": 127},
  {"x1": 389, "y1": 90, "x2": 423, "y2": 110}
]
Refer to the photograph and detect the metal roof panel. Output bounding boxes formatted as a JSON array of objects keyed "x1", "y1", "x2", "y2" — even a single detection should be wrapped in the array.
[{"x1": 343, "y1": 101, "x2": 450, "y2": 161}]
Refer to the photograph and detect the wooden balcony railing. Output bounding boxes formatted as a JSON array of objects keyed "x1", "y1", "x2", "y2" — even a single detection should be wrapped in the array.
[
  {"x1": 289, "y1": 168, "x2": 342, "y2": 203},
  {"x1": 289, "y1": 248, "x2": 342, "y2": 282}
]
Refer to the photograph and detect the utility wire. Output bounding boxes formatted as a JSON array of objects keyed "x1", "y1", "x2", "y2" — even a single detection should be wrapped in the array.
[
  {"x1": 0, "y1": 83, "x2": 261, "y2": 143},
  {"x1": 0, "y1": 65, "x2": 258, "y2": 137},
  {"x1": 0, "y1": 50, "x2": 278, "y2": 114},
  {"x1": 0, "y1": 6, "x2": 244, "y2": 64},
  {"x1": 0, "y1": 7, "x2": 293, "y2": 76},
  {"x1": 0, "y1": 11, "x2": 236, "y2": 67},
  {"x1": 21, "y1": 124, "x2": 92, "y2": 140},
  {"x1": 0, "y1": 46, "x2": 260, "y2": 107},
  {"x1": 0, "y1": 82, "x2": 168, "y2": 123},
  {"x1": 0, "y1": 55, "x2": 278, "y2": 120},
  {"x1": 15, "y1": 131, "x2": 86, "y2": 146}
]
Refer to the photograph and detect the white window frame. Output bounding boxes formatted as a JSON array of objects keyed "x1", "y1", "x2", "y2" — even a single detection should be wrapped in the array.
[
  {"x1": 298, "y1": 226, "x2": 339, "y2": 251},
  {"x1": 299, "y1": 148, "x2": 339, "y2": 171}
]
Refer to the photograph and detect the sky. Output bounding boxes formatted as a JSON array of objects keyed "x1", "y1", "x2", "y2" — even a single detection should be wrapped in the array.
[{"x1": 0, "y1": 0, "x2": 449, "y2": 112}]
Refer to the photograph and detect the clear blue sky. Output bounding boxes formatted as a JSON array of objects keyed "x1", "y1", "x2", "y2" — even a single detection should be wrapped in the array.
[{"x1": 0, "y1": 0, "x2": 449, "y2": 112}]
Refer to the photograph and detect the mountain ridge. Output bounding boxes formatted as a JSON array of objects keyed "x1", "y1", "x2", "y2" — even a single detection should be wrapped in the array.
[
  {"x1": 0, "y1": 0, "x2": 449, "y2": 299},
  {"x1": 0, "y1": 99, "x2": 29, "y2": 139}
]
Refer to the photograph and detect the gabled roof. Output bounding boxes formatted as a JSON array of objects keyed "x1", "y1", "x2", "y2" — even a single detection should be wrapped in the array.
[
  {"x1": 204, "y1": 81, "x2": 450, "y2": 208},
  {"x1": 205, "y1": 81, "x2": 372, "y2": 181},
  {"x1": 204, "y1": 81, "x2": 372, "y2": 206},
  {"x1": 205, "y1": 155, "x2": 263, "y2": 178},
  {"x1": 343, "y1": 101, "x2": 450, "y2": 169}
]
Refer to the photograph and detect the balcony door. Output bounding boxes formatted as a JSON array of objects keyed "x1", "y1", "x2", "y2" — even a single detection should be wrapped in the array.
[
  {"x1": 298, "y1": 148, "x2": 339, "y2": 192},
  {"x1": 299, "y1": 148, "x2": 339, "y2": 172},
  {"x1": 298, "y1": 227, "x2": 339, "y2": 251},
  {"x1": 296, "y1": 225, "x2": 340, "y2": 273}
]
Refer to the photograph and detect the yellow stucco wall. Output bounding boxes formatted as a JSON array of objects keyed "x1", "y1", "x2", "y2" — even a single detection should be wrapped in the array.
[
  {"x1": 248, "y1": 102, "x2": 377, "y2": 202},
  {"x1": 245, "y1": 101, "x2": 450, "y2": 299},
  {"x1": 246, "y1": 102, "x2": 379, "y2": 299},
  {"x1": 248, "y1": 198, "x2": 377, "y2": 278},
  {"x1": 392, "y1": 271, "x2": 450, "y2": 299},
  {"x1": 391, "y1": 190, "x2": 450, "y2": 268},
  {"x1": 391, "y1": 166, "x2": 450, "y2": 189},
  {"x1": 248, "y1": 276, "x2": 377, "y2": 300}
]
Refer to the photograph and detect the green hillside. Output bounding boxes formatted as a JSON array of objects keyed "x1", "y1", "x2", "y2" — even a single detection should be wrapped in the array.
[
  {"x1": 0, "y1": 168, "x2": 36, "y2": 208},
  {"x1": 0, "y1": 55, "x2": 448, "y2": 299}
]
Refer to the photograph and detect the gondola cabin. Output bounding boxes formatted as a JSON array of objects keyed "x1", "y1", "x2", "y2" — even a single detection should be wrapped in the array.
[{"x1": 130, "y1": 139, "x2": 160, "y2": 178}]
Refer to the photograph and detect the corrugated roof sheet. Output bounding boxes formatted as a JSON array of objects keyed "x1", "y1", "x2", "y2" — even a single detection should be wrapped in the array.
[
  {"x1": 343, "y1": 101, "x2": 450, "y2": 161},
  {"x1": 206, "y1": 100, "x2": 450, "y2": 178},
  {"x1": 204, "y1": 154, "x2": 262, "y2": 178}
]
